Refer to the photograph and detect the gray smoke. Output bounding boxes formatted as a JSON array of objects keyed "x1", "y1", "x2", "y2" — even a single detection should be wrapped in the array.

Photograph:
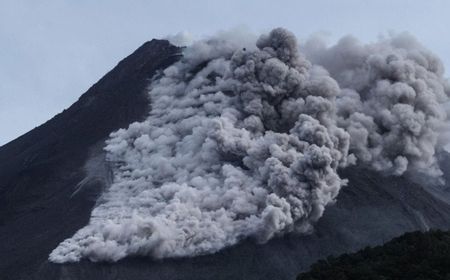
[
  {"x1": 49, "y1": 28, "x2": 450, "y2": 263},
  {"x1": 304, "y1": 33, "x2": 450, "y2": 177}
]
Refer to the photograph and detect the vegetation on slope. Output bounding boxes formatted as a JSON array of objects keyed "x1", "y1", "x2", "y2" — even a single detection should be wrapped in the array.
[{"x1": 297, "y1": 230, "x2": 450, "y2": 280}]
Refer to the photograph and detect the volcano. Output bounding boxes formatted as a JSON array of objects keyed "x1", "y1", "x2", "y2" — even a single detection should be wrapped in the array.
[{"x1": 2, "y1": 36, "x2": 450, "y2": 280}]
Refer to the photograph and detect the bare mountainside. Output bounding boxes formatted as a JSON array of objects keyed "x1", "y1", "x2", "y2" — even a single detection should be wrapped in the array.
[{"x1": 1, "y1": 39, "x2": 450, "y2": 280}]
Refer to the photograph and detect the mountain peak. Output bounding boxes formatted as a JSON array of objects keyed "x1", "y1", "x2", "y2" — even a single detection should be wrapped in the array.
[
  {"x1": 1, "y1": 36, "x2": 450, "y2": 280},
  {"x1": 0, "y1": 40, "x2": 181, "y2": 279}
]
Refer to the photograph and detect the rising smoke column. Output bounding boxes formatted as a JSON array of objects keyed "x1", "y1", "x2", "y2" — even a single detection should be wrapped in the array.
[
  {"x1": 49, "y1": 28, "x2": 450, "y2": 263},
  {"x1": 49, "y1": 28, "x2": 351, "y2": 262},
  {"x1": 304, "y1": 34, "x2": 450, "y2": 177}
]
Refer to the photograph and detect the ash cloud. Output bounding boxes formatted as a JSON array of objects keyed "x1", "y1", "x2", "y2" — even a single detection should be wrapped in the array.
[
  {"x1": 49, "y1": 28, "x2": 450, "y2": 263},
  {"x1": 304, "y1": 33, "x2": 450, "y2": 177}
]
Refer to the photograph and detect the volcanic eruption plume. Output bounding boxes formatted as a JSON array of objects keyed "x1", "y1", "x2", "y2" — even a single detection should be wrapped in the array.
[{"x1": 49, "y1": 28, "x2": 450, "y2": 263}]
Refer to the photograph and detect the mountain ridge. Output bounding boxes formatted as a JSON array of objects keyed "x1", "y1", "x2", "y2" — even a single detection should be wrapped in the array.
[
  {"x1": 0, "y1": 39, "x2": 181, "y2": 280},
  {"x1": 1, "y1": 39, "x2": 450, "y2": 280}
]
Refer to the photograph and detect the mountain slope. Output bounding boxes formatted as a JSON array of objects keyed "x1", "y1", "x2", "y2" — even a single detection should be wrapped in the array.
[
  {"x1": 0, "y1": 40, "x2": 182, "y2": 280},
  {"x1": 32, "y1": 165, "x2": 450, "y2": 280},
  {"x1": 297, "y1": 230, "x2": 450, "y2": 280},
  {"x1": 1, "y1": 40, "x2": 450, "y2": 280}
]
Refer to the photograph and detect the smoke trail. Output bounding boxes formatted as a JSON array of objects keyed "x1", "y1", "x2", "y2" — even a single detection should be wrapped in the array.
[{"x1": 49, "y1": 28, "x2": 450, "y2": 263}]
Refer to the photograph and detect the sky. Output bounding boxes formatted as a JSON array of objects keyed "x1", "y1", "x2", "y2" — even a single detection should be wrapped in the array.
[{"x1": 1, "y1": 0, "x2": 450, "y2": 146}]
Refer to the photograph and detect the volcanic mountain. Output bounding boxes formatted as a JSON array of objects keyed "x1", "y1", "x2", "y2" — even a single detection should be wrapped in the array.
[{"x1": 1, "y1": 35, "x2": 450, "y2": 280}]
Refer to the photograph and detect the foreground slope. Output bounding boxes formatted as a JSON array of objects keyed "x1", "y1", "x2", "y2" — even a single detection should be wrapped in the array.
[
  {"x1": 297, "y1": 230, "x2": 450, "y2": 280},
  {"x1": 0, "y1": 40, "x2": 450, "y2": 280}
]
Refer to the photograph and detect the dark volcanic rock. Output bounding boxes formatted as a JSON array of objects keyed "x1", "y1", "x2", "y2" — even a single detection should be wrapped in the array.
[
  {"x1": 0, "y1": 40, "x2": 181, "y2": 280},
  {"x1": 34, "y1": 167, "x2": 450, "y2": 280},
  {"x1": 1, "y1": 40, "x2": 450, "y2": 280}
]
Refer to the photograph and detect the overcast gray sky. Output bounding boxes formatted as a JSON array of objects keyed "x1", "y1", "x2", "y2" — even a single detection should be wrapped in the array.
[{"x1": 1, "y1": 0, "x2": 450, "y2": 146}]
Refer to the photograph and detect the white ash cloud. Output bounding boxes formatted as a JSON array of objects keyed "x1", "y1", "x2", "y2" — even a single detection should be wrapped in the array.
[
  {"x1": 49, "y1": 28, "x2": 450, "y2": 263},
  {"x1": 303, "y1": 33, "x2": 450, "y2": 177},
  {"x1": 165, "y1": 31, "x2": 194, "y2": 47}
]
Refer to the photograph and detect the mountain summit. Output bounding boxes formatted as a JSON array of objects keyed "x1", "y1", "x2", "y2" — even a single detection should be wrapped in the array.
[
  {"x1": 0, "y1": 39, "x2": 181, "y2": 279},
  {"x1": 1, "y1": 34, "x2": 450, "y2": 280}
]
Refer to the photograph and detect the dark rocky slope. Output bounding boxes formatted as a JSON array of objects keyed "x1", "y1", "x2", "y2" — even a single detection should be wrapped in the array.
[
  {"x1": 1, "y1": 40, "x2": 450, "y2": 280},
  {"x1": 0, "y1": 40, "x2": 182, "y2": 280}
]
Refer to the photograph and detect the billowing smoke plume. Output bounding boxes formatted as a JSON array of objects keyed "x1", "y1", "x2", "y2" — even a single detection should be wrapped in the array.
[
  {"x1": 49, "y1": 28, "x2": 450, "y2": 263},
  {"x1": 304, "y1": 34, "x2": 450, "y2": 177}
]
